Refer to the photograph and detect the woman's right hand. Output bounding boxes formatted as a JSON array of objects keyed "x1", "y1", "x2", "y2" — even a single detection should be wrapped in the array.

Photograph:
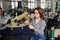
[{"x1": 29, "y1": 24, "x2": 35, "y2": 30}]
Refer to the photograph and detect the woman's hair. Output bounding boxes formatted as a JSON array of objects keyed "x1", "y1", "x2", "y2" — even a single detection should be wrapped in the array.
[{"x1": 34, "y1": 7, "x2": 47, "y2": 21}]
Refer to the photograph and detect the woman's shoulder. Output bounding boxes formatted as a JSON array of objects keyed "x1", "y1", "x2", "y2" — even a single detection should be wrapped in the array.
[{"x1": 41, "y1": 19, "x2": 46, "y2": 23}]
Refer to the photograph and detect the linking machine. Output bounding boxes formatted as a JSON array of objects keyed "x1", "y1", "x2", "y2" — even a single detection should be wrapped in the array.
[{"x1": 6, "y1": 11, "x2": 30, "y2": 28}]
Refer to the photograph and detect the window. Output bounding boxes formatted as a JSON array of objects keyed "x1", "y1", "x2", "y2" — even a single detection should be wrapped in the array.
[
  {"x1": 41, "y1": 0, "x2": 45, "y2": 2},
  {"x1": 0, "y1": 2, "x2": 3, "y2": 9},
  {"x1": 28, "y1": 0, "x2": 35, "y2": 9},
  {"x1": 11, "y1": 0, "x2": 18, "y2": 9},
  {"x1": 40, "y1": 0, "x2": 46, "y2": 9},
  {"x1": 28, "y1": 0, "x2": 35, "y2": 2},
  {"x1": 45, "y1": 0, "x2": 51, "y2": 9},
  {"x1": 41, "y1": 2, "x2": 46, "y2": 9},
  {"x1": 28, "y1": 2, "x2": 35, "y2": 9},
  {"x1": 14, "y1": 0, "x2": 18, "y2": 8},
  {"x1": 11, "y1": 2, "x2": 14, "y2": 9},
  {"x1": 48, "y1": 1, "x2": 51, "y2": 9}
]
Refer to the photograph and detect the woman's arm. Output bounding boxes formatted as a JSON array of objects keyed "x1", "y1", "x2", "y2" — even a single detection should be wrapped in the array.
[{"x1": 29, "y1": 19, "x2": 35, "y2": 30}]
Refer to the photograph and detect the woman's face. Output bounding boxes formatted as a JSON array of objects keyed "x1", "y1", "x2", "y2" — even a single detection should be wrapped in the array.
[{"x1": 34, "y1": 10, "x2": 40, "y2": 18}]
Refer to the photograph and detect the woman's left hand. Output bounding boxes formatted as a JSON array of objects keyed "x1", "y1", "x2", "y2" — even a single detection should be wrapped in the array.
[{"x1": 24, "y1": 21, "x2": 29, "y2": 25}]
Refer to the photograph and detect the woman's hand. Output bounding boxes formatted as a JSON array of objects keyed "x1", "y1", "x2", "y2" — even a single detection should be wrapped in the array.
[
  {"x1": 29, "y1": 24, "x2": 35, "y2": 30},
  {"x1": 24, "y1": 21, "x2": 29, "y2": 25}
]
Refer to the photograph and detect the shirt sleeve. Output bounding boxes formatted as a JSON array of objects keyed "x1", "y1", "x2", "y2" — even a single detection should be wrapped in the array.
[{"x1": 29, "y1": 18, "x2": 34, "y2": 25}]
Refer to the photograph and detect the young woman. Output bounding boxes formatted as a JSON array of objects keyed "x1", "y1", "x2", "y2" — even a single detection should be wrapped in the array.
[{"x1": 29, "y1": 7, "x2": 46, "y2": 40}]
